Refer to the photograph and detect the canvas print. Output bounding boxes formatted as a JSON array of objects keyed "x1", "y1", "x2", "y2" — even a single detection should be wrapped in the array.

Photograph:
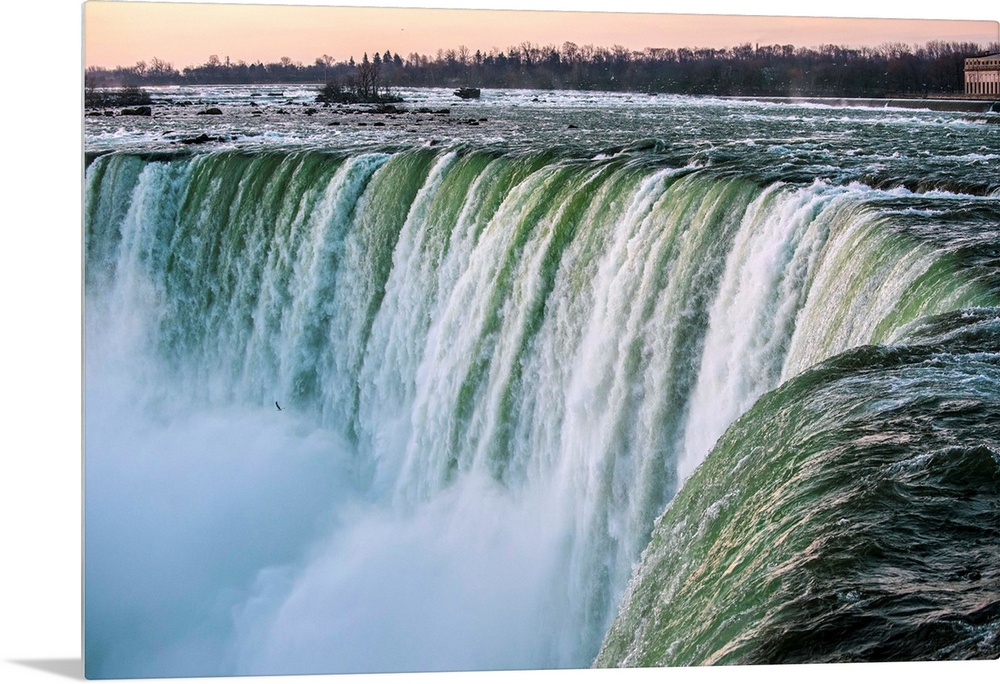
[{"x1": 83, "y1": 0, "x2": 1000, "y2": 678}]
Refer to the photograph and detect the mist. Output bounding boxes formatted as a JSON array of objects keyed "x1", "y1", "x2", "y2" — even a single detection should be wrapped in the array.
[
  {"x1": 84, "y1": 308, "x2": 575, "y2": 677},
  {"x1": 84, "y1": 366, "x2": 350, "y2": 676}
]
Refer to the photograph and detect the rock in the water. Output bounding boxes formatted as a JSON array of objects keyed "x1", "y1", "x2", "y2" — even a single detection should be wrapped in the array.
[{"x1": 179, "y1": 133, "x2": 223, "y2": 145}]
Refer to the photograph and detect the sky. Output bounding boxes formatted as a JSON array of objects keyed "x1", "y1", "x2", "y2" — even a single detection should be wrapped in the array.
[{"x1": 83, "y1": 0, "x2": 1000, "y2": 70}]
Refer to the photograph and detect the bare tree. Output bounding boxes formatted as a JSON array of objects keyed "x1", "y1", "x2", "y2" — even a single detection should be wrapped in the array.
[
  {"x1": 316, "y1": 54, "x2": 335, "y2": 80},
  {"x1": 356, "y1": 53, "x2": 380, "y2": 100}
]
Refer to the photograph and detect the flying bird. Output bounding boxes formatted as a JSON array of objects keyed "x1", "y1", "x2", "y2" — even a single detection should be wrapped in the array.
[{"x1": 275, "y1": 401, "x2": 283, "y2": 411}]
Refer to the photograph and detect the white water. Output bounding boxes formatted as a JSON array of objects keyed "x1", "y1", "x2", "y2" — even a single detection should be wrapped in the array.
[
  {"x1": 84, "y1": 150, "x2": 990, "y2": 677},
  {"x1": 677, "y1": 181, "x2": 851, "y2": 481}
]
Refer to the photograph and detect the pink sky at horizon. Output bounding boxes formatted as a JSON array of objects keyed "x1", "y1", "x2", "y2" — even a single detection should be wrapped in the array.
[{"x1": 84, "y1": 1, "x2": 1000, "y2": 70}]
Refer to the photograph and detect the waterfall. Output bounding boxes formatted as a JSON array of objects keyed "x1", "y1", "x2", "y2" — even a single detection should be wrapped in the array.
[{"x1": 84, "y1": 147, "x2": 994, "y2": 677}]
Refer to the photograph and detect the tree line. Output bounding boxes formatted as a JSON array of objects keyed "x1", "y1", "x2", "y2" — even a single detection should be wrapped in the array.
[{"x1": 85, "y1": 40, "x2": 1000, "y2": 98}]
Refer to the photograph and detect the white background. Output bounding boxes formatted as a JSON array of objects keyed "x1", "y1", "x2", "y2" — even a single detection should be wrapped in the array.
[{"x1": 2, "y1": 1, "x2": 997, "y2": 683}]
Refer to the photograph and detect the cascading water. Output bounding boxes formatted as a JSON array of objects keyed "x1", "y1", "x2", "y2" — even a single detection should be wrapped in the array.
[
  {"x1": 85, "y1": 136, "x2": 998, "y2": 677},
  {"x1": 597, "y1": 307, "x2": 1000, "y2": 665}
]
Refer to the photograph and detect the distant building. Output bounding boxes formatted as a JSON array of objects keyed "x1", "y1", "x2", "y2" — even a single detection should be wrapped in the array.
[{"x1": 965, "y1": 54, "x2": 1000, "y2": 97}]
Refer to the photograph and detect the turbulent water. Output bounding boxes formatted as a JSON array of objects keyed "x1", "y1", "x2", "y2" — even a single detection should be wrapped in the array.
[
  {"x1": 84, "y1": 86, "x2": 1000, "y2": 678},
  {"x1": 597, "y1": 309, "x2": 1000, "y2": 665}
]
